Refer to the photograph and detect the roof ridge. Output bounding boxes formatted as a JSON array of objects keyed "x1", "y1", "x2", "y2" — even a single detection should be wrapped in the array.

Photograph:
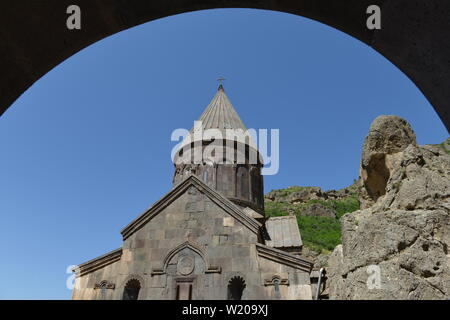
[
  {"x1": 268, "y1": 215, "x2": 296, "y2": 219},
  {"x1": 255, "y1": 243, "x2": 313, "y2": 272}
]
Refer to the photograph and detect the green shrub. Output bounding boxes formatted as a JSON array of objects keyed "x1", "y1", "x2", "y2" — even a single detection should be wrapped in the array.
[
  {"x1": 265, "y1": 202, "x2": 292, "y2": 217},
  {"x1": 332, "y1": 195, "x2": 360, "y2": 219},
  {"x1": 296, "y1": 215, "x2": 341, "y2": 252},
  {"x1": 264, "y1": 190, "x2": 360, "y2": 253}
]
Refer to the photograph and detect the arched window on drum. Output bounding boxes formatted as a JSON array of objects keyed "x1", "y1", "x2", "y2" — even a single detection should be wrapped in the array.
[{"x1": 236, "y1": 166, "x2": 249, "y2": 200}]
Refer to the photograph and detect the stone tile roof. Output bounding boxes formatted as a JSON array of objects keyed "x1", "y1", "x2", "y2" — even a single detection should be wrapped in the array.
[
  {"x1": 176, "y1": 85, "x2": 260, "y2": 157},
  {"x1": 195, "y1": 85, "x2": 247, "y2": 132},
  {"x1": 265, "y1": 215, "x2": 303, "y2": 249}
]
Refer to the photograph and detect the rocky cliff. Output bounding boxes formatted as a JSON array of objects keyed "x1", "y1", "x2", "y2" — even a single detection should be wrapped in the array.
[{"x1": 327, "y1": 116, "x2": 450, "y2": 300}]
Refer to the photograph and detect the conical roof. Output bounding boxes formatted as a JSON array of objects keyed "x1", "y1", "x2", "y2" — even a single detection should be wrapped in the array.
[
  {"x1": 195, "y1": 84, "x2": 248, "y2": 132},
  {"x1": 173, "y1": 85, "x2": 261, "y2": 164}
]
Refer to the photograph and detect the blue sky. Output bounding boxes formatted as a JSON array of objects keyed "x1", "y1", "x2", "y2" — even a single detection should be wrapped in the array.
[{"x1": 0, "y1": 9, "x2": 447, "y2": 299}]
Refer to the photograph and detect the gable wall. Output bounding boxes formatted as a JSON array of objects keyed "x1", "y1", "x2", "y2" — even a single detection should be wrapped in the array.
[
  {"x1": 122, "y1": 185, "x2": 260, "y2": 299},
  {"x1": 72, "y1": 259, "x2": 122, "y2": 300}
]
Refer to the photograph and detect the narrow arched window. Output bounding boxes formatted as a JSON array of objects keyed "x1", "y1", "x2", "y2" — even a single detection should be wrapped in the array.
[
  {"x1": 273, "y1": 278, "x2": 280, "y2": 292},
  {"x1": 250, "y1": 167, "x2": 260, "y2": 204},
  {"x1": 227, "y1": 276, "x2": 246, "y2": 300},
  {"x1": 122, "y1": 279, "x2": 141, "y2": 300},
  {"x1": 99, "y1": 281, "x2": 108, "y2": 300},
  {"x1": 236, "y1": 167, "x2": 249, "y2": 200},
  {"x1": 202, "y1": 160, "x2": 214, "y2": 186},
  {"x1": 272, "y1": 278, "x2": 281, "y2": 299}
]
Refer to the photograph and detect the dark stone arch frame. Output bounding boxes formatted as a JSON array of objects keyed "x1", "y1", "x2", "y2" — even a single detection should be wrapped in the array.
[
  {"x1": 227, "y1": 273, "x2": 247, "y2": 300},
  {"x1": 122, "y1": 276, "x2": 143, "y2": 300},
  {"x1": 1, "y1": 0, "x2": 448, "y2": 131},
  {"x1": 122, "y1": 274, "x2": 145, "y2": 289}
]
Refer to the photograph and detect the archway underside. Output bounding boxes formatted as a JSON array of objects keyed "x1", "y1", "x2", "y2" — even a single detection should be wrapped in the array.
[{"x1": 0, "y1": 0, "x2": 449, "y2": 130}]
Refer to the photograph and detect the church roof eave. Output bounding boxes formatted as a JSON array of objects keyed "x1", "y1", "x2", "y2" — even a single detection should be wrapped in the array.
[
  {"x1": 74, "y1": 248, "x2": 123, "y2": 277},
  {"x1": 255, "y1": 243, "x2": 313, "y2": 273}
]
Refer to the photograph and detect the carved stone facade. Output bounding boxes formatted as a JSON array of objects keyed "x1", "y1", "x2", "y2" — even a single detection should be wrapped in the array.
[{"x1": 72, "y1": 86, "x2": 313, "y2": 300}]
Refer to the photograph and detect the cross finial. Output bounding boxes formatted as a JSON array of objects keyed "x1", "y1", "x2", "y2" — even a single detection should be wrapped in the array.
[{"x1": 217, "y1": 77, "x2": 226, "y2": 91}]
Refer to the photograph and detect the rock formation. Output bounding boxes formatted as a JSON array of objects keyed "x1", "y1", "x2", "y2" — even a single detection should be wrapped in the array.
[
  {"x1": 302, "y1": 203, "x2": 337, "y2": 219},
  {"x1": 266, "y1": 184, "x2": 359, "y2": 205},
  {"x1": 328, "y1": 115, "x2": 450, "y2": 300}
]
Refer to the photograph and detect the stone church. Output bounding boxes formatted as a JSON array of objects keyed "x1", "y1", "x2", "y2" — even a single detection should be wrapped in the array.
[{"x1": 72, "y1": 85, "x2": 314, "y2": 300}]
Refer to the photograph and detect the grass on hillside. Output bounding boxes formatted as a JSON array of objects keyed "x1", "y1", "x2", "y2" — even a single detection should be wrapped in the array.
[{"x1": 265, "y1": 193, "x2": 360, "y2": 253}]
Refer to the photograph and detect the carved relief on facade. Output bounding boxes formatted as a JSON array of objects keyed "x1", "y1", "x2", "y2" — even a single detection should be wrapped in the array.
[
  {"x1": 177, "y1": 256, "x2": 195, "y2": 276},
  {"x1": 94, "y1": 280, "x2": 115, "y2": 290}
]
